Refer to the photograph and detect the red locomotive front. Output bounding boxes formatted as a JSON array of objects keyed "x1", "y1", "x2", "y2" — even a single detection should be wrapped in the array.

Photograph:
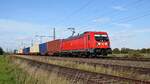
[
  {"x1": 61, "y1": 31, "x2": 112, "y2": 57},
  {"x1": 84, "y1": 32, "x2": 111, "y2": 56}
]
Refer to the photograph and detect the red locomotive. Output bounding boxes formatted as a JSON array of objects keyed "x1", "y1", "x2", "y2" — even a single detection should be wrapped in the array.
[
  {"x1": 45, "y1": 31, "x2": 111, "y2": 57},
  {"x1": 60, "y1": 31, "x2": 111, "y2": 57}
]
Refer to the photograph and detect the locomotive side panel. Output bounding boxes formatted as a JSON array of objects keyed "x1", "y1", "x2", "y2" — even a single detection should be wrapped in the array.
[
  {"x1": 61, "y1": 35, "x2": 85, "y2": 52},
  {"x1": 61, "y1": 31, "x2": 111, "y2": 56}
]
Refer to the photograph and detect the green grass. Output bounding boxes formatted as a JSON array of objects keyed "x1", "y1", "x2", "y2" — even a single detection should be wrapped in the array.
[
  {"x1": 0, "y1": 55, "x2": 38, "y2": 84},
  {"x1": 0, "y1": 56, "x2": 17, "y2": 84},
  {"x1": 3, "y1": 55, "x2": 76, "y2": 84}
]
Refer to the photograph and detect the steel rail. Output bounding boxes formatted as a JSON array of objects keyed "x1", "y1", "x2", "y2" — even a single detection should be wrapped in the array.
[{"x1": 11, "y1": 55, "x2": 150, "y2": 84}]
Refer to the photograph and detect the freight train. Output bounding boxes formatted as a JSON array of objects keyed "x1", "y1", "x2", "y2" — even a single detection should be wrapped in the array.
[{"x1": 17, "y1": 31, "x2": 112, "y2": 57}]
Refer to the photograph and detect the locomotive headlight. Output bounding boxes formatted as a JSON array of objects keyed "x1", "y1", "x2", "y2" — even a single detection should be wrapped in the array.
[{"x1": 97, "y1": 43, "x2": 101, "y2": 46}]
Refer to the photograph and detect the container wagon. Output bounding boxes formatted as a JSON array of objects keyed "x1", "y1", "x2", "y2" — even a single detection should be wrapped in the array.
[
  {"x1": 30, "y1": 43, "x2": 39, "y2": 55},
  {"x1": 17, "y1": 48, "x2": 23, "y2": 55},
  {"x1": 39, "y1": 43, "x2": 48, "y2": 55},
  {"x1": 23, "y1": 47, "x2": 30, "y2": 55},
  {"x1": 47, "y1": 39, "x2": 61, "y2": 55}
]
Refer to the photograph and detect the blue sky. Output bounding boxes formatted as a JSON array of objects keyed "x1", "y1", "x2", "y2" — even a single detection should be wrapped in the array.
[{"x1": 0, "y1": 0, "x2": 150, "y2": 51}]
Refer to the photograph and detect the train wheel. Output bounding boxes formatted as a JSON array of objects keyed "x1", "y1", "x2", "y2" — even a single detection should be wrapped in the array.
[{"x1": 102, "y1": 53, "x2": 107, "y2": 56}]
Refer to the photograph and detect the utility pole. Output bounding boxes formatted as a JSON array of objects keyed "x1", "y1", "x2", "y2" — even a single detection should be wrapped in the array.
[
  {"x1": 53, "y1": 28, "x2": 56, "y2": 40},
  {"x1": 31, "y1": 39, "x2": 33, "y2": 46},
  {"x1": 21, "y1": 41, "x2": 25, "y2": 48}
]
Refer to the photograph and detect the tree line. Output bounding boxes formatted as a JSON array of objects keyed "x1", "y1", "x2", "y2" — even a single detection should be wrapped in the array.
[
  {"x1": 0, "y1": 47, "x2": 4, "y2": 55},
  {"x1": 112, "y1": 48, "x2": 150, "y2": 54}
]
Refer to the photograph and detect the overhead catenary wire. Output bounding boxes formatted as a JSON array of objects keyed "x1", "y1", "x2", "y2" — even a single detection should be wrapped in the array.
[
  {"x1": 55, "y1": 0, "x2": 140, "y2": 34},
  {"x1": 53, "y1": 0, "x2": 93, "y2": 37},
  {"x1": 72, "y1": 0, "x2": 145, "y2": 31},
  {"x1": 92, "y1": 0, "x2": 143, "y2": 19},
  {"x1": 55, "y1": 0, "x2": 93, "y2": 26},
  {"x1": 116, "y1": 10, "x2": 150, "y2": 23},
  {"x1": 56, "y1": 0, "x2": 148, "y2": 36},
  {"x1": 67, "y1": 0, "x2": 93, "y2": 17},
  {"x1": 74, "y1": 13, "x2": 150, "y2": 36},
  {"x1": 53, "y1": 0, "x2": 144, "y2": 29}
]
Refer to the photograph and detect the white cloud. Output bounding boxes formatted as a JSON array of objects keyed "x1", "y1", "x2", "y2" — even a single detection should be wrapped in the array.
[
  {"x1": 112, "y1": 6, "x2": 127, "y2": 11},
  {"x1": 134, "y1": 28, "x2": 150, "y2": 33},
  {"x1": 109, "y1": 27, "x2": 150, "y2": 49},
  {"x1": 112, "y1": 23, "x2": 132, "y2": 28},
  {"x1": 0, "y1": 19, "x2": 49, "y2": 32},
  {"x1": 92, "y1": 17, "x2": 111, "y2": 24},
  {"x1": 0, "y1": 19, "x2": 53, "y2": 50}
]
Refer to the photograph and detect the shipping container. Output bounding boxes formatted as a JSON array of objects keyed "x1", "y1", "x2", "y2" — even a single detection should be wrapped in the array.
[
  {"x1": 30, "y1": 43, "x2": 39, "y2": 55},
  {"x1": 23, "y1": 47, "x2": 30, "y2": 55},
  {"x1": 18, "y1": 48, "x2": 23, "y2": 54},
  {"x1": 47, "y1": 39, "x2": 61, "y2": 55},
  {"x1": 39, "y1": 43, "x2": 47, "y2": 55}
]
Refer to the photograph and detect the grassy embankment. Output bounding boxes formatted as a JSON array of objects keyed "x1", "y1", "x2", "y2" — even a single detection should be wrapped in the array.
[
  {"x1": 0, "y1": 55, "x2": 36, "y2": 84},
  {"x1": 43, "y1": 58, "x2": 149, "y2": 81},
  {"x1": 19, "y1": 55, "x2": 150, "y2": 81},
  {"x1": 0, "y1": 55, "x2": 73, "y2": 84}
]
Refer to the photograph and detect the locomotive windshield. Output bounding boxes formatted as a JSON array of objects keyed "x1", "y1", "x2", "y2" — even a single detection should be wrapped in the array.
[{"x1": 94, "y1": 34, "x2": 109, "y2": 41}]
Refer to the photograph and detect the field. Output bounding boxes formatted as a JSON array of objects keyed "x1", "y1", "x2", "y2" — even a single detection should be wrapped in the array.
[
  {"x1": 0, "y1": 55, "x2": 19, "y2": 84},
  {"x1": 0, "y1": 55, "x2": 73, "y2": 84},
  {"x1": 0, "y1": 55, "x2": 36, "y2": 84}
]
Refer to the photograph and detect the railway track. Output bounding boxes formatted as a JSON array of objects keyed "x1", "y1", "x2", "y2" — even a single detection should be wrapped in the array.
[
  {"x1": 48, "y1": 57, "x2": 150, "y2": 74},
  {"x1": 49, "y1": 56, "x2": 150, "y2": 68},
  {"x1": 11, "y1": 55, "x2": 150, "y2": 84},
  {"x1": 14, "y1": 55, "x2": 150, "y2": 81},
  {"x1": 19, "y1": 55, "x2": 150, "y2": 68},
  {"x1": 96, "y1": 56, "x2": 150, "y2": 62}
]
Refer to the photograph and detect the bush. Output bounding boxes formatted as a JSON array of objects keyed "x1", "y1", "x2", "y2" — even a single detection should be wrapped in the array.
[
  {"x1": 112, "y1": 48, "x2": 120, "y2": 54},
  {"x1": 128, "y1": 51, "x2": 144, "y2": 58}
]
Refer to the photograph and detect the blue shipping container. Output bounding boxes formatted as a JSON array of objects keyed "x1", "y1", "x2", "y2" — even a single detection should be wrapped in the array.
[
  {"x1": 23, "y1": 47, "x2": 30, "y2": 55},
  {"x1": 39, "y1": 43, "x2": 47, "y2": 55}
]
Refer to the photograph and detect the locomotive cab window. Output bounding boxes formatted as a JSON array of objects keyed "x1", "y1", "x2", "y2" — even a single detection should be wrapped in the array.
[
  {"x1": 94, "y1": 34, "x2": 109, "y2": 41},
  {"x1": 88, "y1": 35, "x2": 90, "y2": 40}
]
